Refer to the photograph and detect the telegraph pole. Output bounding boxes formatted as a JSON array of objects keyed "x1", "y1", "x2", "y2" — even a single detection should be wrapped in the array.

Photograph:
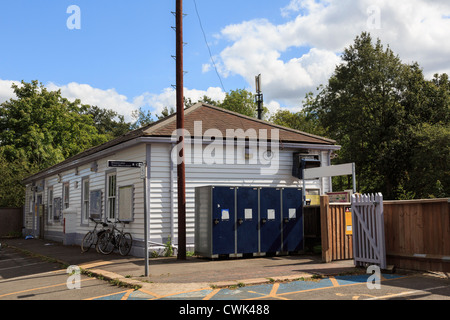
[{"x1": 176, "y1": 0, "x2": 186, "y2": 260}]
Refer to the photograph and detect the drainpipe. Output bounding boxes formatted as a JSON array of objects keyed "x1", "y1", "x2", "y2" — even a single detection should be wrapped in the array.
[
  {"x1": 170, "y1": 143, "x2": 175, "y2": 243},
  {"x1": 328, "y1": 150, "x2": 333, "y2": 193}
]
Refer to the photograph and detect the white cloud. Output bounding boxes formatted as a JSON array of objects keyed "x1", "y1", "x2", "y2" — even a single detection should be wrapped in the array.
[
  {"x1": 0, "y1": 79, "x2": 20, "y2": 104},
  {"x1": 1, "y1": 79, "x2": 226, "y2": 123},
  {"x1": 136, "y1": 86, "x2": 226, "y2": 116},
  {"x1": 47, "y1": 82, "x2": 139, "y2": 122},
  {"x1": 213, "y1": 0, "x2": 450, "y2": 110}
]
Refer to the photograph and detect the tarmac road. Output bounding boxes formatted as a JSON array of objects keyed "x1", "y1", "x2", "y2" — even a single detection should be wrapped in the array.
[
  {"x1": 1, "y1": 238, "x2": 450, "y2": 302},
  {"x1": 0, "y1": 246, "x2": 128, "y2": 300}
]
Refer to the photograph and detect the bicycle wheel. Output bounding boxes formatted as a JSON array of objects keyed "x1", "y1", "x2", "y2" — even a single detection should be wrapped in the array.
[
  {"x1": 119, "y1": 233, "x2": 133, "y2": 256},
  {"x1": 81, "y1": 231, "x2": 95, "y2": 252},
  {"x1": 97, "y1": 230, "x2": 115, "y2": 255}
]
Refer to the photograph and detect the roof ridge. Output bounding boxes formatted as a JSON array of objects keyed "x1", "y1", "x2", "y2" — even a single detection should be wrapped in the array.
[
  {"x1": 199, "y1": 103, "x2": 336, "y2": 144},
  {"x1": 143, "y1": 102, "x2": 202, "y2": 136}
]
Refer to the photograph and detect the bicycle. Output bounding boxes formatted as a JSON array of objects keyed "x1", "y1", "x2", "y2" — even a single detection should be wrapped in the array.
[
  {"x1": 96, "y1": 219, "x2": 133, "y2": 256},
  {"x1": 81, "y1": 217, "x2": 109, "y2": 253}
]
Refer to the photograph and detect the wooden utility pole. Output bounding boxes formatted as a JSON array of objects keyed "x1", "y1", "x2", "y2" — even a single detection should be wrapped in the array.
[{"x1": 176, "y1": 0, "x2": 186, "y2": 260}]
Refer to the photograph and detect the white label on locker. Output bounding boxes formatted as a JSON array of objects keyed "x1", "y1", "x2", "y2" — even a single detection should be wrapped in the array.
[
  {"x1": 221, "y1": 209, "x2": 229, "y2": 220},
  {"x1": 245, "y1": 208, "x2": 252, "y2": 220},
  {"x1": 267, "y1": 209, "x2": 275, "y2": 220},
  {"x1": 289, "y1": 208, "x2": 296, "y2": 219}
]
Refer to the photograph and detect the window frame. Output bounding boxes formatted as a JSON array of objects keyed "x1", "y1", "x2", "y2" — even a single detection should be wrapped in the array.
[
  {"x1": 47, "y1": 186, "x2": 54, "y2": 223},
  {"x1": 106, "y1": 171, "x2": 117, "y2": 221},
  {"x1": 81, "y1": 177, "x2": 90, "y2": 224},
  {"x1": 63, "y1": 182, "x2": 70, "y2": 210}
]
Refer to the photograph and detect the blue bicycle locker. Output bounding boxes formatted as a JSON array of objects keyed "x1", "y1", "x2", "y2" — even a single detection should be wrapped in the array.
[
  {"x1": 259, "y1": 187, "x2": 282, "y2": 254},
  {"x1": 211, "y1": 186, "x2": 236, "y2": 256},
  {"x1": 281, "y1": 188, "x2": 304, "y2": 252},
  {"x1": 236, "y1": 187, "x2": 259, "y2": 255}
]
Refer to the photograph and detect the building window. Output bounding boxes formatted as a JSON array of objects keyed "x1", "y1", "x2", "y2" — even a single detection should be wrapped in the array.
[
  {"x1": 63, "y1": 183, "x2": 70, "y2": 209},
  {"x1": 47, "y1": 187, "x2": 53, "y2": 223},
  {"x1": 106, "y1": 173, "x2": 117, "y2": 220},
  {"x1": 82, "y1": 178, "x2": 90, "y2": 222},
  {"x1": 29, "y1": 196, "x2": 33, "y2": 214}
]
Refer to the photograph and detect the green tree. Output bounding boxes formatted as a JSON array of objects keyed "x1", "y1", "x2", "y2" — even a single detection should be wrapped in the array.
[
  {"x1": 0, "y1": 80, "x2": 113, "y2": 206},
  {"x1": 130, "y1": 107, "x2": 154, "y2": 129},
  {"x1": 0, "y1": 148, "x2": 35, "y2": 207},
  {"x1": 156, "y1": 106, "x2": 176, "y2": 120},
  {"x1": 269, "y1": 106, "x2": 327, "y2": 137},
  {"x1": 306, "y1": 32, "x2": 449, "y2": 199},
  {"x1": 83, "y1": 105, "x2": 130, "y2": 138},
  {"x1": 0, "y1": 80, "x2": 109, "y2": 169},
  {"x1": 219, "y1": 89, "x2": 267, "y2": 119}
]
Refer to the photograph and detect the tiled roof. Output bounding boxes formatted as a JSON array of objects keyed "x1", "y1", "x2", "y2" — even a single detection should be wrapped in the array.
[
  {"x1": 23, "y1": 103, "x2": 335, "y2": 182},
  {"x1": 144, "y1": 103, "x2": 335, "y2": 145}
]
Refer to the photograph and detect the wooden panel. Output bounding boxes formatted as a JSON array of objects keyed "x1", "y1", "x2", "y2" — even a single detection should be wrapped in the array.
[
  {"x1": 320, "y1": 196, "x2": 353, "y2": 263},
  {"x1": 384, "y1": 199, "x2": 450, "y2": 272}
]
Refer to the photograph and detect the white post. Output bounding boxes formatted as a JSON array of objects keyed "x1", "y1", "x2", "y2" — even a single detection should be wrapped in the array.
[
  {"x1": 142, "y1": 163, "x2": 149, "y2": 277},
  {"x1": 352, "y1": 162, "x2": 356, "y2": 193}
]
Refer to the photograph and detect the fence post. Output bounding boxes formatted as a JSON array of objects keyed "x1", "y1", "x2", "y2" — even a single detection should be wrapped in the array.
[
  {"x1": 376, "y1": 193, "x2": 387, "y2": 269},
  {"x1": 320, "y1": 195, "x2": 332, "y2": 263}
]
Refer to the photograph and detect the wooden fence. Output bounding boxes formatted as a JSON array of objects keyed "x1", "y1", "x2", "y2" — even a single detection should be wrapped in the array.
[
  {"x1": 320, "y1": 196, "x2": 353, "y2": 263},
  {"x1": 0, "y1": 207, "x2": 23, "y2": 237},
  {"x1": 320, "y1": 196, "x2": 450, "y2": 272},
  {"x1": 384, "y1": 198, "x2": 450, "y2": 272}
]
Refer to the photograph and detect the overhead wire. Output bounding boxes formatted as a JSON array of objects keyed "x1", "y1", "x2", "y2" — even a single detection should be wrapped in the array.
[{"x1": 192, "y1": 0, "x2": 227, "y2": 93}]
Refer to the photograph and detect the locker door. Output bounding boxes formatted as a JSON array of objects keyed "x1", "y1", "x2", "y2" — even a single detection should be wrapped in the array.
[
  {"x1": 212, "y1": 187, "x2": 236, "y2": 255},
  {"x1": 282, "y1": 188, "x2": 304, "y2": 252},
  {"x1": 236, "y1": 187, "x2": 259, "y2": 254},
  {"x1": 259, "y1": 187, "x2": 282, "y2": 253}
]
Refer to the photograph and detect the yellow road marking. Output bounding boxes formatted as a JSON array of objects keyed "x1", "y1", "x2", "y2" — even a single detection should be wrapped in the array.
[
  {"x1": 121, "y1": 289, "x2": 134, "y2": 300},
  {"x1": 138, "y1": 288, "x2": 162, "y2": 299},
  {"x1": 0, "y1": 278, "x2": 96, "y2": 298},
  {"x1": 85, "y1": 289, "x2": 132, "y2": 301},
  {"x1": 203, "y1": 288, "x2": 221, "y2": 300},
  {"x1": 329, "y1": 276, "x2": 340, "y2": 287},
  {"x1": 269, "y1": 283, "x2": 279, "y2": 297},
  {"x1": 79, "y1": 261, "x2": 113, "y2": 269}
]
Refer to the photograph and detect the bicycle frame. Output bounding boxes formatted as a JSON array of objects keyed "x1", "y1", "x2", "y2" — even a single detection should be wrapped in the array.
[{"x1": 97, "y1": 219, "x2": 132, "y2": 255}]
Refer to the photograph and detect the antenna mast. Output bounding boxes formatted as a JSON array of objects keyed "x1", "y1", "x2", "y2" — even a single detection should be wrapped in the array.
[{"x1": 255, "y1": 74, "x2": 264, "y2": 120}]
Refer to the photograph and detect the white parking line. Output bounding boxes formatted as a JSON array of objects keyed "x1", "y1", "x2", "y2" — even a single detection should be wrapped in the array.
[
  {"x1": 0, "y1": 269, "x2": 66, "y2": 283},
  {"x1": 365, "y1": 285, "x2": 450, "y2": 300},
  {"x1": 0, "y1": 257, "x2": 34, "y2": 263},
  {"x1": 0, "y1": 261, "x2": 48, "y2": 271}
]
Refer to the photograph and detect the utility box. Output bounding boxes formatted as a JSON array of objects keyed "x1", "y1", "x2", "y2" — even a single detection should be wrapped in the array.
[{"x1": 292, "y1": 153, "x2": 321, "y2": 179}]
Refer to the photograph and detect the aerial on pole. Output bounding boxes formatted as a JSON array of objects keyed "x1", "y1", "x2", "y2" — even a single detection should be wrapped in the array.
[{"x1": 175, "y1": 0, "x2": 186, "y2": 260}]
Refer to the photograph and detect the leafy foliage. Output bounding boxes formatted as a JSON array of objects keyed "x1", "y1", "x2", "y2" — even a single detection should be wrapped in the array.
[{"x1": 305, "y1": 32, "x2": 449, "y2": 199}]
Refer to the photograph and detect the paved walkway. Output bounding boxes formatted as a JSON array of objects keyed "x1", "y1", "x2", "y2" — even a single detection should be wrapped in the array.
[
  {"x1": 2, "y1": 238, "x2": 362, "y2": 298},
  {"x1": 90, "y1": 273, "x2": 410, "y2": 300}
]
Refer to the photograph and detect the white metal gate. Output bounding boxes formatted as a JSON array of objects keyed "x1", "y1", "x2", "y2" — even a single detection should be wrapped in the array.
[{"x1": 351, "y1": 193, "x2": 386, "y2": 269}]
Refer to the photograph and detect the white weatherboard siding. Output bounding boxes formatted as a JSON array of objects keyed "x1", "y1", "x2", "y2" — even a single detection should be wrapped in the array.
[
  {"x1": 148, "y1": 143, "x2": 331, "y2": 251},
  {"x1": 24, "y1": 141, "x2": 333, "y2": 257},
  {"x1": 24, "y1": 144, "x2": 147, "y2": 247}
]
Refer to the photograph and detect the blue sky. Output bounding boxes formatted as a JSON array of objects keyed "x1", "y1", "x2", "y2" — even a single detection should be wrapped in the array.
[{"x1": 1, "y1": 0, "x2": 450, "y2": 121}]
